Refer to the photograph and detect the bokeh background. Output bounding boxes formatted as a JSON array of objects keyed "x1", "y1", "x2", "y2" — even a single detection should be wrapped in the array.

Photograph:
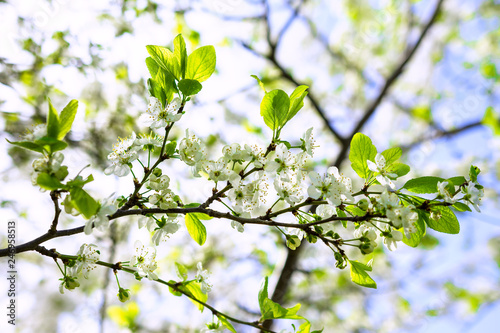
[{"x1": 0, "y1": 0, "x2": 500, "y2": 332}]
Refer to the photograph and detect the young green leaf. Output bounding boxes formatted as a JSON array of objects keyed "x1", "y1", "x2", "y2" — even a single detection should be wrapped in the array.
[
  {"x1": 452, "y1": 202, "x2": 472, "y2": 212},
  {"x1": 178, "y1": 79, "x2": 202, "y2": 96},
  {"x1": 260, "y1": 89, "x2": 290, "y2": 131},
  {"x1": 402, "y1": 176, "x2": 445, "y2": 194},
  {"x1": 251, "y1": 75, "x2": 267, "y2": 93},
  {"x1": 427, "y1": 206, "x2": 460, "y2": 234},
  {"x1": 145, "y1": 56, "x2": 160, "y2": 78},
  {"x1": 386, "y1": 162, "x2": 410, "y2": 177},
  {"x1": 146, "y1": 45, "x2": 176, "y2": 77},
  {"x1": 185, "y1": 45, "x2": 216, "y2": 82},
  {"x1": 349, "y1": 133, "x2": 377, "y2": 179},
  {"x1": 258, "y1": 276, "x2": 269, "y2": 314},
  {"x1": 156, "y1": 68, "x2": 177, "y2": 105},
  {"x1": 348, "y1": 260, "x2": 377, "y2": 289},
  {"x1": 183, "y1": 281, "x2": 208, "y2": 311},
  {"x1": 216, "y1": 314, "x2": 237, "y2": 333},
  {"x1": 285, "y1": 85, "x2": 308, "y2": 124},
  {"x1": 70, "y1": 188, "x2": 99, "y2": 219},
  {"x1": 381, "y1": 147, "x2": 402, "y2": 165},
  {"x1": 175, "y1": 262, "x2": 188, "y2": 281},
  {"x1": 185, "y1": 213, "x2": 207, "y2": 246},
  {"x1": 5, "y1": 140, "x2": 44, "y2": 153},
  {"x1": 37, "y1": 173, "x2": 66, "y2": 191},
  {"x1": 58, "y1": 100, "x2": 78, "y2": 140},
  {"x1": 447, "y1": 176, "x2": 467, "y2": 186},
  {"x1": 47, "y1": 99, "x2": 60, "y2": 139},
  {"x1": 402, "y1": 211, "x2": 426, "y2": 247},
  {"x1": 173, "y1": 34, "x2": 187, "y2": 79}
]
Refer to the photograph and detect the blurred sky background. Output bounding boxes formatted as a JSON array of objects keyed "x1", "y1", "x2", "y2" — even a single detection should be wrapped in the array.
[{"x1": 0, "y1": 0, "x2": 500, "y2": 332}]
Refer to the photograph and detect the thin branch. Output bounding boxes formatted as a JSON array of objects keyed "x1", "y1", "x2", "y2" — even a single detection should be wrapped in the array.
[
  {"x1": 49, "y1": 190, "x2": 63, "y2": 234},
  {"x1": 401, "y1": 121, "x2": 483, "y2": 152},
  {"x1": 333, "y1": 0, "x2": 445, "y2": 167},
  {"x1": 36, "y1": 246, "x2": 276, "y2": 333}
]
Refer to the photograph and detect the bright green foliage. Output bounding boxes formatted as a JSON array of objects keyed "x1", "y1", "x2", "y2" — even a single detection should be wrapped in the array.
[
  {"x1": 427, "y1": 206, "x2": 460, "y2": 234},
  {"x1": 216, "y1": 314, "x2": 237, "y2": 333},
  {"x1": 7, "y1": 99, "x2": 77, "y2": 154},
  {"x1": 182, "y1": 281, "x2": 208, "y2": 311},
  {"x1": 175, "y1": 262, "x2": 188, "y2": 281},
  {"x1": 482, "y1": 107, "x2": 500, "y2": 135},
  {"x1": 402, "y1": 176, "x2": 446, "y2": 194},
  {"x1": 185, "y1": 213, "x2": 207, "y2": 246},
  {"x1": 402, "y1": 212, "x2": 426, "y2": 247},
  {"x1": 257, "y1": 82, "x2": 309, "y2": 139},
  {"x1": 251, "y1": 75, "x2": 267, "y2": 93},
  {"x1": 348, "y1": 260, "x2": 377, "y2": 289},
  {"x1": 178, "y1": 79, "x2": 202, "y2": 96},
  {"x1": 185, "y1": 45, "x2": 216, "y2": 82},
  {"x1": 260, "y1": 89, "x2": 290, "y2": 132},
  {"x1": 70, "y1": 188, "x2": 99, "y2": 219},
  {"x1": 381, "y1": 147, "x2": 402, "y2": 165},
  {"x1": 349, "y1": 133, "x2": 377, "y2": 179}
]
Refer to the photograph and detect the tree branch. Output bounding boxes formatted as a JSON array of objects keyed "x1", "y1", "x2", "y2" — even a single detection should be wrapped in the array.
[{"x1": 333, "y1": 0, "x2": 445, "y2": 167}]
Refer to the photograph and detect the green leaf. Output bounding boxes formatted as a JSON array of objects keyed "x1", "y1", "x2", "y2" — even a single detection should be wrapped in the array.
[
  {"x1": 34, "y1": 137, "x2": 68, "y2": 153},
  {"x1": 146, "y1": 45, "x2": 176, "y2": 76},
  {"x1": 453, "y1": 201, "x2": 472, "y2": 212},
  {"x1": 402, "y1": 211, "x2": 426, "y2": 247},
  {"x1": 183, "y1": 281, "x2": 208, "y2": 311},
  {"x1": 447, "y1": 176, "x2": 467, "y2": 186},
  {"x1": 185, "y1": 213, "x2": 207, "y2": 246},
  {"x1": 167, "y1": 280, "x2": 182, "y2": 296},
  {"x1": 145, "y1": 57, "x2": 160, "y2": 78},
  {"x1": 6, "y1": 139, "x2": 44, "y2": 153},
  {"x1": 66, "y1": 174, "x2": 94, "y2": 188},
  {"x1": 251, "y1": 75, "x2": 267, "y2": 93},
  {"x1": 175, "y1": 262, "x2": 188, "y2": 281},
  {"x1": 381, "y1": 147, "x2": 402, "y2": 165},
  {"x1": 216, "y1": 314, "x2": 237, "y2": 333},
  {"x1": 345, "y1": 205, "x2": 366, "y2": 217},
  {"x1": 178, "y1": 79, "x2": 202, "y2": 96},
  {"x1": 185, "y1": 45, "x2": 216, "y2": 82},
  {"x1": 173, "y1": 34, "x2": 187, "y2": 79},
  {"x1": 58, "y1": 100, "x2": 78, "y2": 140},
  {"x1": 402, "y1": 176, "x2": 445, "y2": 194},
  {"x1": 37, "y1": 173, "x2": 65, "y2": 190},
  {"x1": 156, "y1": 68, "x2": 177, "y2": 105},
  {"x1": 258, "y1": 276, "x2": 269, "y2": 314},
  {"x1": 70, "y1": 188, "x2": 99, "y2": 219},
  {"x1": 482, "y1": 107, "x2": 500, "y2": 135},
  {"x1": 469, "y1": 165, "x2": 480, "y2": 182},
  {"x1": 286, "y1": 85, "x2": 309, "y2": 124},
  {"x1": 47, "y1": 99, "x2": 60, "y2": 139},
  {"x1": 427, "y1": 206, "x2": 460, "y2": 234},
  {"x1": 349, "y1": 133, "x2": 377, "y2": 179},
  {"x1": 387, "y1": 162, "x2": 410, "y2": 177},
  {"x1": 348, "y1": 260, "x2": 377, "y2": 289},
  {"x1": 260, "y1": 89, "x2": 290, "y2": 131}
]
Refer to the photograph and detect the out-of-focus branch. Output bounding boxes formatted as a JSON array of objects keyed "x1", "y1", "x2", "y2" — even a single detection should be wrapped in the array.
[
  {"x1": 333, "y1": 0, "x2": 445, "y2": 167},
  {"x1": 401, "y1": 121, "x2": 483, "y2": 152}
]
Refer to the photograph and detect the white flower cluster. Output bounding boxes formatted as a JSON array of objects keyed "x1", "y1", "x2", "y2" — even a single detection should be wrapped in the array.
[
  {"x1": 437, "y1": 180, "x2": 484, "y2": 212},
  {"x1": 195, "y1": 262, "x2": 212, "y2": 294},
  {"x1": 140, "y1": 97, "x2": 183, "y2": 129},
  {"x1": 104, "y1": 132, "x2": 167, "y2": 177},
  {"x1": 130, "y1": 240, "x2": 159, "y2": 280},
  {"x1": 69, "y1": 243, "x2": 100, "y2": 278}
]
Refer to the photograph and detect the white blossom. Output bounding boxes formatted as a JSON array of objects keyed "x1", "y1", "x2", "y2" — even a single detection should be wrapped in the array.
[
  {"x1": 84, "y1": 199, "x2": 117, "y2": 235},
  {"x1": 149, "y1": 189, "x2": 177, "y2": 209},
  {"x1": 195, "y1": 262, "x2": 212, "y2": 294},
  {"x1": 300, "y1": 127, "x2": 315, "y2": 156},
  {"x1": 151, "y1": 216, "x2": 180, "y2": 245},
  {"x1": 69, "y1": 243, "x2": 100, "y2": 278},
  {"x1": 367, "y1": 153, "x2": 397, "y2": 189},
  {"x1": 386, "y1": 206, "x2": 418, "y2": 238},
  {"x1": 264, "y1": 143, "x2": 296, "y2": 176},
  {"x1": 437, "y1": 181, "x2": 457, "y2": 203},
  {"x1": 461, "y1": 182, "x2": 484, "y2": 212},
  {"x1": 274, "y1": 177, "x2": 303, "y2": 205},
  {"x1": 244, "y1": 144, "x2": 266, "y2": 168},
  {"x1": 140, "y1": 97, "x2": 182, "y2": 128},
  {"x1": 130, "y1": 240, "x2": 158, "y2": 280},
  {"x1": 203, "y1": 158, "x2": 241, "y2": 186},
  {"x1": 147, "y1": 174, "x2": 170, "y2": 191},
  {"x1": 104, "y1": 132, "x2": 140, "y2": 177},
  {"x1": 383, "y1": 230, "x2": 403, "y2": 251}
]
